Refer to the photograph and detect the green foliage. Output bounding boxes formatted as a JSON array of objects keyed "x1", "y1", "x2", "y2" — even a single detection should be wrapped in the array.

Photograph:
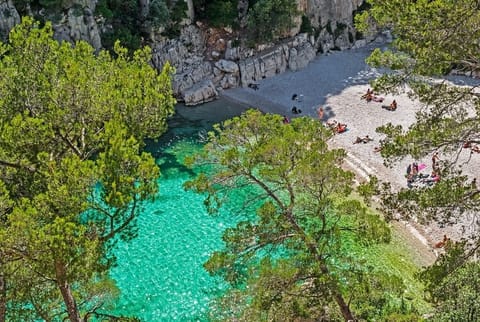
[
  {"x1": 148, "y1": 0, "x2": 170, "y2": 28},
  {"x1": 419, "y1": 242, "x2": 480, "y2": 321},
  {"x1": 186, "y1": 110, "x2": 418, "y2": 320},
  {"x1": 299, "y1": 15, "x2": 313, "y2": 35},
  {"x1": 206, "y1": 0, "x2": 238, "y2": 28},
  {"x1": 0, "y1": 17, "x2": 175, "y2": 320},
  {"x1": 247, "y1": 0, "x2": 298, "y2": 43},
  {"x1": 356, "y1": 1, "x2": 480, "y2": 319},
  {"x1": 95, "y1": 0, "x2": 114, "y2": 19},
  {"x1": 39, "y1": 0, "x2": 63, "y2": 8}
]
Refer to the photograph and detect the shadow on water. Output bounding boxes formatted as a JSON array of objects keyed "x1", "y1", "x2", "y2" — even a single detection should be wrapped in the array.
[{"x1": 144, "y1": 100, "x2": 249, "y2": 179}]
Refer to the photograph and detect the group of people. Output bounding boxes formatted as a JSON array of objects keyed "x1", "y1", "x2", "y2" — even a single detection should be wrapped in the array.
[
  {"x1": 406, "y1": 160, "x2": 440, "y2": 188},
  {"x1": 361, "y1": 88, "x2": 384, "y2": 103},
  {"x1": 463, "y1": 141, "x2": 480, "y2": 154},
  {"x1": 353, "y1": 135, "x2": 373, "y2": 144},
  {"x1": 362, "y1": 88, "x2": 398, "y2": 110},
  {"x1": 325, "y1": 119, "x2": 348, "y2": 134}
]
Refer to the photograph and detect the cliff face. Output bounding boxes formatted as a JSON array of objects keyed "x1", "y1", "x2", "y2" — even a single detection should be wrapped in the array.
[
  {"x1": 0, "y1": 0, "x2": 371, "y2": 105},
  {"x1": 0, "y1": 0, "x2": 20, "y2": 41},
  {"x1": 306, "y1": 0, "x2": 365, "y2": 26}
]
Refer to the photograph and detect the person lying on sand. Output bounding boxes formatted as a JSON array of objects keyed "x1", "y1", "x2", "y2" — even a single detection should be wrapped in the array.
[
  {"x1": 326, "y1": 119, "x2": 338, "y2": 129},
  {"x1": 353, "y1": 135, "x2": 373, "y2": 144},
  {"x1": 382, "y1": 99, "x2": 397, "y2": 111},
  {"x1": 463, "y1": 141, "x2": 480, "y2": 153}
]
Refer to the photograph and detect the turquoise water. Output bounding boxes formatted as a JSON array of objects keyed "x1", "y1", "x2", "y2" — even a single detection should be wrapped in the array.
[{"x1": 110, "y1": 101, "x2": 249, "y2": 321}]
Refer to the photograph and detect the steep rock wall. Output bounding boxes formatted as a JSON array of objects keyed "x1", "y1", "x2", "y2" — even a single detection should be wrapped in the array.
[
  {"x1": 0, "y1": 0, "x2": 20, "y2": 41},
  {"x1": 0, "y1": 0, "x2": 369, "y2": 105}
]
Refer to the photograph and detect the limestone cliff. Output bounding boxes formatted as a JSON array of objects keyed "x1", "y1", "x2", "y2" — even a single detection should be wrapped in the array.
[
  {"x1": 0, "y1": 0, "x2": 20, "y2": 41},
  {"x1": 0, "y1": 0, "x2": 372, "y2": 105}
]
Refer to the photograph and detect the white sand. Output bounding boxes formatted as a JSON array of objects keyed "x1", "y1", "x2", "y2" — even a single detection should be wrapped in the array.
[{"x1": 221, "y1": 43, "x2": 480, "y2": 250}]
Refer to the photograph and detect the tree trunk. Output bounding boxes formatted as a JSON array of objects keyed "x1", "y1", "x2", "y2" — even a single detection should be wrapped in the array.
[
  {"x1": 237, "y1": 0, "x2": 249, "y2": 29},
  {"x1": 334, "y1": 293, "x2": 355, "y2": 321},
  {"x1": 139, "y1": 0, "x2": 150, "y2": 21},
  {"x1": 55, "y1": 261, "x2": 81, "y2": 322},
  {"x1": 0, "y1": 274, "x2": 5, "y2": 322},
  {"x1": 285, "y1": 210, "x2": 356, "y2": 321},
  {"x1": 186, "y1": 0, "x2": 195, "y2": 22}
]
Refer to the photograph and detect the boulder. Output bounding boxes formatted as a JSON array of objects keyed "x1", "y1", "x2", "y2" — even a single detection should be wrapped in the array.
[
  {"x1": 172, "y1": 61, "x2": 213, "y2": 94},
  {"x1": 182, "y1": 80, "x2": 218, "y2": 106},
  {"x1": 214, "y1": 59, "x2": 239, "y2": 74}
]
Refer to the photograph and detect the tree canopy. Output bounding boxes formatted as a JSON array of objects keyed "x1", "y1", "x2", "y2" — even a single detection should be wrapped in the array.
[
  {"x1": 356, "y1": 1, "x2": 480, "y2": 320},
  {"x1": 185, "y1": 110, "x2": 420, "y2": 321},
  {"x1": 0, "y1": 17, "x2": 175, "y2": 321}
]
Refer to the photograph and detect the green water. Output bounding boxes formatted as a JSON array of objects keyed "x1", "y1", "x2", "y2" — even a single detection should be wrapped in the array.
[{"x1": 110, "y1": 101, "x2": 248, "y2": 321}]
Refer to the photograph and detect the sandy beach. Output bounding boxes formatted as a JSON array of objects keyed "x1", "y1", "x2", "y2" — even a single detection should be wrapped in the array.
[{"x1": 220, "y1": 42, "x2": 480, "y2": 256}]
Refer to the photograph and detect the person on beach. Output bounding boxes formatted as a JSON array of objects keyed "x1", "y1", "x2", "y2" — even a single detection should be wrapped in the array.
[
  {"x1": 326, "y1": 119, "x2": 337, "y2": 129},
  {"x1": 335, "y1": 123, "x2": 347, "y2": 134},
  {"x1": 317, "y1": 107, "x2": 324, "y2": 120},
  {"x1": 353, "y1": 135, "x2": 373, "y2": 144},
  {"x1": 361, "y1": 88, "x2": 373, "y2": 100},
  {"x1": 463, "y1": 141, "x2": 480, "y2": 153},
  {"x1": 406, "y1": 162, "x2": 419, "y2": 187},
  {"x1": 292, "y1": 106, "x2": 302, "y2": 114},
  {"x1": 382, "y1": 99, "x2": 397, "y2": 111},
  {"x1": 427, "y1": 171, "x2": 441, "y2": 185},
  {"x1": 432, "y1": 151, "x2": 440, "y2": 171}
]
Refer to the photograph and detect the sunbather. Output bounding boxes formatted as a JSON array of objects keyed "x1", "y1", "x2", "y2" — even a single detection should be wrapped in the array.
[
  {"x1": 382, "y1": 99, "x2": 397, "y2": 111},
  {"x1": 335, "y1": 123, "x2": 347, "y2": 134},
  {"x1": 361, "y1": 88, "x2": 373, "y2": 100},
  {"x1": 353, "y1": 135, "x2": 373, "y2": 144}
]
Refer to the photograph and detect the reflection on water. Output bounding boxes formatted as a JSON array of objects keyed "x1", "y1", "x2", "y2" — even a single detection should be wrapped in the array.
[{"x1": 110, "y1": 99, "x2": 247, "y2": 321}]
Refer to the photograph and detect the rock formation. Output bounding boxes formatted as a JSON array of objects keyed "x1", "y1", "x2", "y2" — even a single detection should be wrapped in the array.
[
  {"x1": 0, "y1": 0, "x2": 372, "y2": 105},
  {"x1": 0, "y1": 0, "x2": 20, "y2": 41}
]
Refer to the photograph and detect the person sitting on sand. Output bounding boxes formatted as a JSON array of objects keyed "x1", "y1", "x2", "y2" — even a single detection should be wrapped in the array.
[
  {"x1": 291, "y1": 106, "x2": 302, "y2": 114},
  {"x1": 406, "y1": 162, "x2": 419, "y2": 188},
  {"x1": 434, "y1": 235, "x2": 450, "y2": 249},
  {"x1": 374, "y1": 146, "x2": 382, "y2": 153},
  {"x1": 353, "y1": 135, "x2": 373, "y2": 144},
  {"x1": 361, "y1": 88, "x2": 373, "y2": 100},
  {"x1": 335, "y1": 123, "x2": 347, "y2": 134}
]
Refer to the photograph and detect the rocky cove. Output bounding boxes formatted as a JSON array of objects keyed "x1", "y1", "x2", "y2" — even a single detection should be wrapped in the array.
[{"x1": 0, "y1": 0, "x2": 385, "y2": 105}]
